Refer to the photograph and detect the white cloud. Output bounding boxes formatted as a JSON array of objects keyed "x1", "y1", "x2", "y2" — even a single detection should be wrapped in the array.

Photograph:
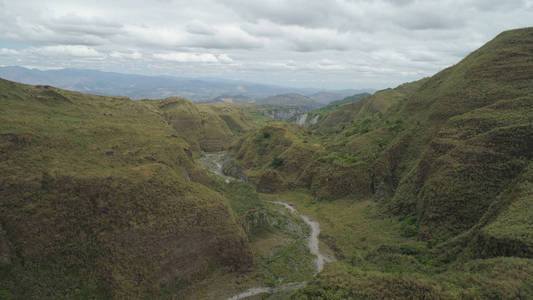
[
  {"x1": 217, "y1": 53, "x2": 233, "y2": 63},
  {"x1": 185, "y1": 20, "x2": 215, "y2": 35},
  {"x1": 0, "y1": 0, "x2": 532, "y2": 89},
  {"x1": 153, "y1": 52, "x2": 219, "y2": 63},
  {"x1": 36, "y1": 45, "x2": 102, "y2": 57},
  {"x1": 316, "y1": 59, "x2": 346, "y2": 70},
  {"x1": 0, "y1": 48, "x2": 19, "y2": 55},
  {"x1": 110, "y1": 50, "x2": 142, "y2": 59}
]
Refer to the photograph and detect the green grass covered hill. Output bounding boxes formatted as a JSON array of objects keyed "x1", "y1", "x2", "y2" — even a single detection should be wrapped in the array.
[
  {"x1": 228, "y1": 27, "x2": 533, "y2": 298},
  {"x1": 147, "y1": 98, "x2": 262, "y2": 152},
  {"x1": 1, "y1": 26, "x2": 532, "y2": 300},
  {"x1": 0, "y1": 80, "x2": 262, "y2": 298}
]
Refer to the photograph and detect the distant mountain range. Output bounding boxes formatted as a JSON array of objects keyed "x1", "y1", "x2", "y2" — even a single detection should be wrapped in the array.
[
  {"x1": 307, "y1": 91, "x2": 350, "y2": 104},
  {"x1": 257, "y1": 93, "x2": 322, "y2": 109},
  {"x1": 0, "y1": 66, "x2": 373, "y2": 102}
]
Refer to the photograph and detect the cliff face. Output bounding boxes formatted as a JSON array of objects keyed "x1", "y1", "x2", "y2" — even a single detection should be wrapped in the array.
[
  {"x1": 259, "y1": 106, "x2": 307, "y2": 120},
  {"x1": 0, "y1": 79, "x2": 252, "y2": 298}
]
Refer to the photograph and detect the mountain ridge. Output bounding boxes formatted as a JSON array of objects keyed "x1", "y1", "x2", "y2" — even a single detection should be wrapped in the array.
[
  {"x1": 1, "y1": 27, "x2": 532, "y2": 299},
  {"x1": 0, "y1": 66, "x2": 373, "y2": 102},
  {"x1": 0, "y1": 78, "x2": 256, "y2": 298},
  {"x1": 227, "y1": 27, "x2": 533, "y2": 298}
]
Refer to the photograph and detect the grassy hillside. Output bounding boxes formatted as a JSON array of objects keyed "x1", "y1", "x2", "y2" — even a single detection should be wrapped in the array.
[
  {"x1": 311, "y1": 82, "x2": 425, "y2": 134},
  {"x1": 229, "y1": 27, "x2": 533, "y2": 298},
  {"x1": 230, "y1": 123, "x2": 325, "y2": 191},
  {"x1": 2, "y1": 27, "x2": 532, "y2": 300},
  {"x1": 258, "y1": 93, "x2": 321, "y2": 109},
  {"x1": 0, "y1": 79, "x2": 256, "y2": 298},
  {"x1": 232, "y1": 27, "x2": 533, "y2": 240},
  {"x1": 320, "y1": 92, "x2": 371, "y2": 110},
  {"x1": 142, "y1": 98, "x2": 261, "y2": 152}
]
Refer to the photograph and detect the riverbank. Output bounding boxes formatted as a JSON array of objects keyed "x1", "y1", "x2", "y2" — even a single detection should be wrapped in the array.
[
  {"x1": 175, "y1": 152, "x2": 324, "y2": 299},
  {"x1": 228, "y1": 198, "x2": 335, "y2": 299},
  {"x1": 172, "y1": 194, "x2": 317, "y2": 299}
]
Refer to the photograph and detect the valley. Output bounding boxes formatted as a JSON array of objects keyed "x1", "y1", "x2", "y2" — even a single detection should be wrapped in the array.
[
  {"x1": 1, "y1": 27, "x2": 532, "y2": 299},
  {"x1": 196, "y1": 151, "x2": 334, "y2": 299}
]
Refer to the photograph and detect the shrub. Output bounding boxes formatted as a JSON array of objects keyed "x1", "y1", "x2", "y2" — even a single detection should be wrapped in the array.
[{"x1": 271, "y1": 156, "x2": 285, "y2": 168}]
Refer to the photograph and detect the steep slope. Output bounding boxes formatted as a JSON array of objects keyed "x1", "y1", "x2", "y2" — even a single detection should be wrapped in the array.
[
  {"x1": 228, "y1": 82, "x2": 426, "y2": 200},
  {"x1": 234, "y1": 27, "x2": 533, "y2": 240},
  {"x1": 146, "y1": 98, "x2": 258, "y2": 152},
  {"x1": 229, "y1": 26, "x2": 533, "y2": 299},
  {"x1": 251, "y1": 94, "x2": 324, "y2": 122},
  {"x1": 322, "y1": 92, "x2": 371, "y2": 108},
  {"x1": 379, "y1": 27, "x2": 533, "y2": 241},
  {"x1": 312, "y1": 82, "x2": 425, "y2": 134},
  {"x1": 0, "y1": 79, "x2": 253, "y2": 298},
  {"x1": 231, "y1": 123, "x2": 325, "y2": 192},
  {"x1": 287, "y1": 93, "x2": 371, "y2": 127}
]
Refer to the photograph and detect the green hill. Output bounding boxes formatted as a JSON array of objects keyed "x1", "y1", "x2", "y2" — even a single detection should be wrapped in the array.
[
  {"x1": 2, "y1": 27, "x2": 533, "y2": 300},
  {"x1": 232, "y1": 27, "x2": 533, "y2": 241},
  {"x1": 258, "y1": 93, "x2": 321, "y2": 108},
  {"x1": 228, "y1": 27, "x2": 533, "y2": 298},
  {"x1": 319, "y1": 92, "x2": 371, "y2": 111},
  {"x1": 0, "y1": 80, "x2": 256, "y2": 298},
  {"x1": 146, "y1": 98, "x2": 260, "y2": 152}
]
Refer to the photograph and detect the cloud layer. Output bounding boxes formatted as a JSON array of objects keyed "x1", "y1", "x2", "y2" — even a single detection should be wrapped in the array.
[{"x1": 1, "y1": 0, "x2": 532, "y2": 89}]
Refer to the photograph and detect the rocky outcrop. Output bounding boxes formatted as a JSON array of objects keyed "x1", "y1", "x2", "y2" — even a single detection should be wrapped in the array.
[
  {"x1": 294, "y1": 113, "x2": 320, "y2": 126},
  {"x1": 261, "y1": 107, "x2": 306, "y2": 120},
  {"x1": 222, "y1": 155, "x2": 249, "y2": 182}
]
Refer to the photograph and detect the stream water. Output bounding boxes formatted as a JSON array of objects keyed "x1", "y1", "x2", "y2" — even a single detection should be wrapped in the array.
[
  {"x1": 198, "y1": 151, "x2": 235, "y2": 183},
  {"x1": 267, "y1": 200, "x2": 332, "y2": 274},
  {"x1": 199, "y1": 151, "x2": 334, "y2": 299}
]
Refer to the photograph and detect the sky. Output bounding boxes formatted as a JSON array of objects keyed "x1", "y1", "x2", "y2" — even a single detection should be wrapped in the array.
[{"x1": 0, "y1": 0, "x2": 532, "y2": 90}]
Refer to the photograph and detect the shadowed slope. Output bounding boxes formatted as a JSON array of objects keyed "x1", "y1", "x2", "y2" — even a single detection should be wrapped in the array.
[{"x1": 0, "y1": 79, "x2": 253, "y2": 298}]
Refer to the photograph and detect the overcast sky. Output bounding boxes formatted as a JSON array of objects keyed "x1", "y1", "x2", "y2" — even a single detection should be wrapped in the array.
[{"x1": 0, "y1": 0, "x2": 532, "y2": 89}]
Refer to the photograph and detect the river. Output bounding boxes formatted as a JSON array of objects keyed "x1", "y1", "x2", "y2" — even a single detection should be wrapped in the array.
[{"x1": 199, "y1": 151, "x2": 334, "y2": 299}]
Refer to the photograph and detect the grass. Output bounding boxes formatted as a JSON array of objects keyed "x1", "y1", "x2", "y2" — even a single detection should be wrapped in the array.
[
  {"x1": 142, "y1": 98, "x2": 262, "y2": 152},
  {"x1": 254, "y1": 201, "x2": 315, "y2": 286},
  {"x1": 173, "y1": 154, "x2": 316, "y2": 299},
  {"x1": 2, "y1": 27, "x2": 533, "y2": 299},
  {"x1": 270, "y1": 191, "x2": 427, "y2": 269},
  {"x1": 0, "y1": 79, "x2": 257, "y2": 298},
  {"x1": 274, "y1": 191, "x2": 533, "y2": 299},
  {"x1": 173, "y1": 196, "x2": 316, "y2": 299},
  {"x1": 227, "y1": 28, "x2": 533, "y2": 299},
  {"x1": 230, "y1": 27, "x2": 533, "y2": 241}
]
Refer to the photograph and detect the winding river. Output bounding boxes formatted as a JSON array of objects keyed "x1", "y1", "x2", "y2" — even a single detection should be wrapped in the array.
[{"x1": 199, "y1": 152, "x2": 334, "y2": 299}]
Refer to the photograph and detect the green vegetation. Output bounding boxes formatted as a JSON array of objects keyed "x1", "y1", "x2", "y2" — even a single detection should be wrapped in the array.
[
  {"x1": 299, "y1": 93, "x2": 371, "y2": 124},
  {"x1": 227, "y1": 27, "x2": 533, "y2": 299},
  {"x1": 0, "y1": 80, "x2": 259, "y2": 298},
  {"x1": 2, "y1": 27, "x2": 533, "y2": 299},
  {"x1": 270, "y1": 156, "x2": 285, "y2": 168},
  {"x1": 324, "y1": 93, "x2": 371, "y2": 109},
  {"x1": 170, "y1": 186, "x2": 316, "y2": 299},
  {"x1": 144, "y1": 98, "x2": 263, "y2": 152},
  {"x1": 252, "y1": 200, "x2": 315, "y2": 286},
  {"x1": 270, "y1": 191, "x2": 533, "y2": 299}
]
